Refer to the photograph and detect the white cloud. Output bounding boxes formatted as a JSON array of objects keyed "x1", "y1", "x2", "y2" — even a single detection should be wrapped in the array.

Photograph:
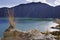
[
  {"x1": 26, "y1": 0, "x2": 60, "y2": 7},
  {"x1": 54, "y1": 0, "x2": 60, "y2": 5},
  {"x1": 26, "y1": 0, "x2": 46, "y2": 3}
]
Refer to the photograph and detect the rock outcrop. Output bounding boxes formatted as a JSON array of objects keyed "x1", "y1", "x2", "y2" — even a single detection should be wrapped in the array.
[
  {"x1": 1, "y1": 26, "x2": 32, "y2": 40},
  {"x1": 27, "y1": 29, "x2": 45, "y2": 40},
  {"x1": 1, "y1": 28, "x2": 56, "y2": 40}
]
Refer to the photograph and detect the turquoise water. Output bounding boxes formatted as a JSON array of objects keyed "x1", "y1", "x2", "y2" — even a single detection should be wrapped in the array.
[{"x1": 0, "y1": 18, "x2": 56, "y2": 37}]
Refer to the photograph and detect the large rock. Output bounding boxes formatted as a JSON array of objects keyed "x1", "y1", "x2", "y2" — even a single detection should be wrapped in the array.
[
  {"x1": 27, "y1": 29, "x2": 45, "y2": 40},
  {"x1": 2, "y1": 29, "x2": 32, "y2": 40},
  {"x1": 1, "y1": 27, "x2": 56, "y2": 40},
  {"x1": 1, "y1": 25, "x2": 32, "y2": 40}
]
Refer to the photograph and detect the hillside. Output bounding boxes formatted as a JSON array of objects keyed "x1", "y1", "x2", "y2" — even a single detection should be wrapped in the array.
[{"x1": 0, "y1": 2, "x2": 60, "y2": 18}]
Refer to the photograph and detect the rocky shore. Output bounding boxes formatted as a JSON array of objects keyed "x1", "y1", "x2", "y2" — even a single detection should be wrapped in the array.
[{"x1": 0, "y1": 28, "x2": 56, "y2": 40}]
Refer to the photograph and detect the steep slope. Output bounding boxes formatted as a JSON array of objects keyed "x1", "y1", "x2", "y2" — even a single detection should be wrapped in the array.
[{"x1": 0, "y1": 2, "x2": 60, "y2": 18}]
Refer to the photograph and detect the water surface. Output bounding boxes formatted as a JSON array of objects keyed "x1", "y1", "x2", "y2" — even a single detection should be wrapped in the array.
[{"x1": 0, "y1": 18, "x2": 57, "y2": 37}]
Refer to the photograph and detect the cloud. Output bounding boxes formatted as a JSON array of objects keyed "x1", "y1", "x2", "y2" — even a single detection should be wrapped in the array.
[
  {"x1": 26, "y1": 0, "x2": 46, "y2": 3},
  {"x1": 0, "y1": 0, "x2": 60, "y2": 7},
  {"x1": 54, "y1": 0, "x2": 60, "y2": 5},
  {"x1": 0, "y1": 0, "x2": 28, "y2": 8}
]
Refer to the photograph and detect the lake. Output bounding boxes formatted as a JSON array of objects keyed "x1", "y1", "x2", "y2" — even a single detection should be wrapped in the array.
[{"x1": 0, "y1": 18, "x2": 58, "y2": 37}]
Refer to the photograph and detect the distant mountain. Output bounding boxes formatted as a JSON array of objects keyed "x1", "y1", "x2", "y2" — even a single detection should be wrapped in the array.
[{"x1": 0, "y1": 2, "x2": 60, "y2": 18}]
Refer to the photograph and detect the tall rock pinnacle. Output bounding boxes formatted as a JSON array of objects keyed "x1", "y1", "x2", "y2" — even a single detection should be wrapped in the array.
[{"x1": 8, "y1": 9, "x2": 15, "y2": 29}]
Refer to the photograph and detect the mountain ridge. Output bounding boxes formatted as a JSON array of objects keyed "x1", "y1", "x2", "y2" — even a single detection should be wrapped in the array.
[
  {"x1": 0, "y1": 2, "x2": 60, "y2": 18},
  {"x1": 1, "y1": 2, "x2": 60, "y2": 8}
]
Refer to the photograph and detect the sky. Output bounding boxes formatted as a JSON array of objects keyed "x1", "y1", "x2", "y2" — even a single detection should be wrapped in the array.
[{"x1": 0, "y1": 0, "x2": 60, "y2": 8}]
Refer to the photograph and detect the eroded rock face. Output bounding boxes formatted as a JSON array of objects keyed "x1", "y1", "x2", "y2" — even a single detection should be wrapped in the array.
[
  {"x1": 1, "y1": 28, "x2": 56, "y2": 40},
  {"x1": 2, "y1": 28, "x2": 32, "y2": 40},
  {"x1": 27, "y1": 29, "x2": 45, "y2": 40},
  {"x1": 2, "y1": 29, "x2": 43, "y2": 40}
]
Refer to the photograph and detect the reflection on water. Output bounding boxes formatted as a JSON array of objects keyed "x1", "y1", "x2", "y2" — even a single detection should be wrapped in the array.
[{"x1": 0, "y1": 18, "x2": 57, "y2": 37}]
